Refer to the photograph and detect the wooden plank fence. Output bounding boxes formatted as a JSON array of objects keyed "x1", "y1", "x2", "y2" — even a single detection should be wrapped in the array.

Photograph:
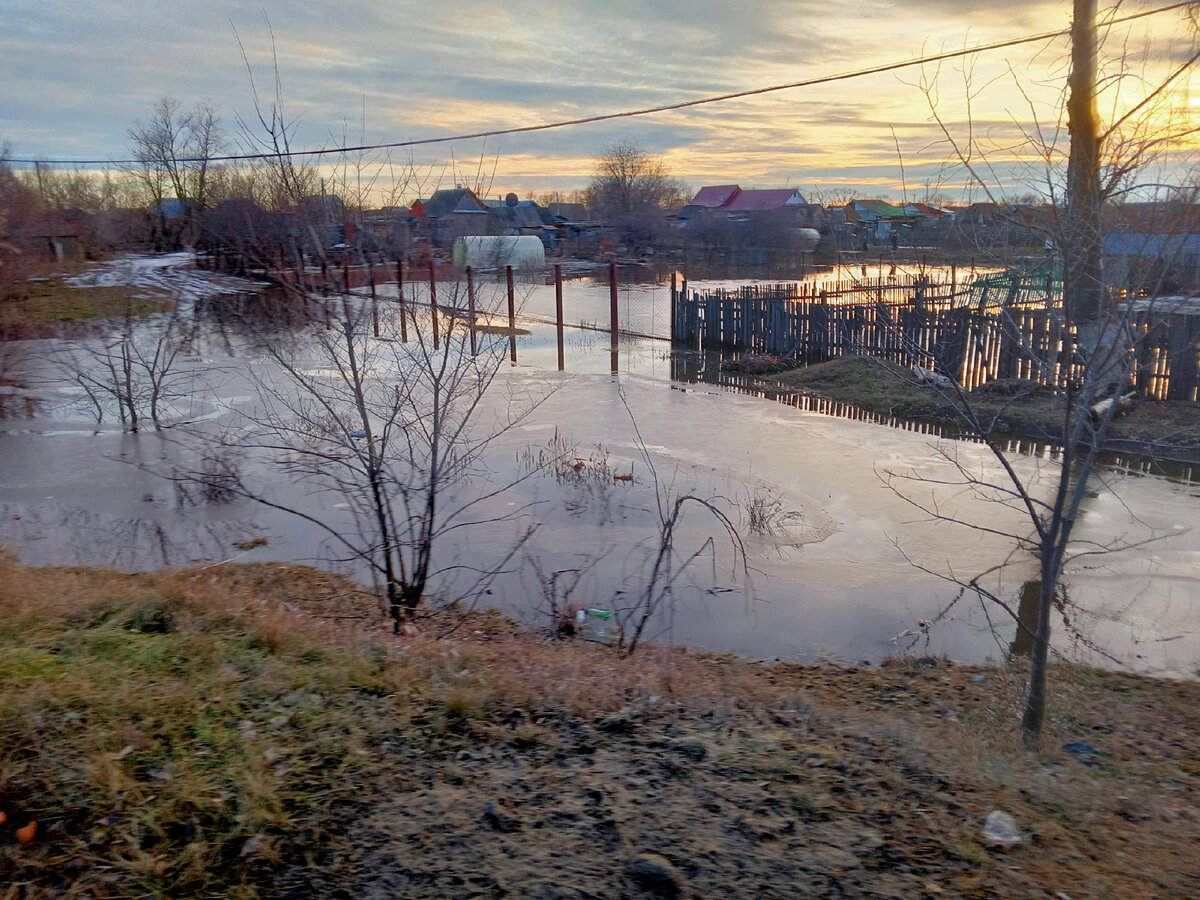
[{"x1": 673, "y1": 281, "x2": 1200, "y2": 402}]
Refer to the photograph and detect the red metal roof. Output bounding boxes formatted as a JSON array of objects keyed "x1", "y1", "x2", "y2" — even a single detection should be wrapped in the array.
[
  {"x1": 690, "y1": 185, "x2": 741, "y2": 207},
  {"x1": 724, "y1": 189, "x2": 804, "y2": 211}
]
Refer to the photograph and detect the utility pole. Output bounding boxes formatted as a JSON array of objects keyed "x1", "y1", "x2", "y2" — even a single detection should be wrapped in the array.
[{"x1": 1064, "y1": 0, "x2": 1103, "y2": 324}]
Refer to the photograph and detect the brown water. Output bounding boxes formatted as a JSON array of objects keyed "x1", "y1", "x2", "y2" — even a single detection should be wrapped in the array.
[{"x1": 0, "y1": 255, "x2": 1196, "y2": 674}]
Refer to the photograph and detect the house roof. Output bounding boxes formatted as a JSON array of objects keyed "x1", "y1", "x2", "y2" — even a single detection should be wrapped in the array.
[
  {"x1": 545, "y1": 202, "x2": 590, "y2": 222},
  {"x1": 724, "y1": 188, "x2": 805, "y2": 211},
  {"x1": 152, "y1": 197, "x2": 187, "y2": 219},
  {"x1": 1104, "y1": 232, "x2": 1200, "y2": 256},
  {"x1": 849, "y1": 199, "x2": 909, "y2": 220},
  {"x1": 691, "y1": 185, "x2": 741, "y2": 207},
  {"x1": 488, "y1": 203, "x2": 548, "y2": 231},
  {"x1": 417, "y1": 188, "x2": 488, "y2": 218},
  {"x1": 907, "y1": 202, "x2": 951, "y2": 218}
]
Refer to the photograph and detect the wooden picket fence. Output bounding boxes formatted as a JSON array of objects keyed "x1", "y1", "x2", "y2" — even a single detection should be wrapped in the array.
[{"x1": 672, "y1": 281, "x2": 1200, "y2": 402}]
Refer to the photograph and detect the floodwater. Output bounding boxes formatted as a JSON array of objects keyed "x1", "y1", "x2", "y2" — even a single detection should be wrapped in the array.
[{"x1": 1, "y1": 255, "x2": 1197, "y2": 676}]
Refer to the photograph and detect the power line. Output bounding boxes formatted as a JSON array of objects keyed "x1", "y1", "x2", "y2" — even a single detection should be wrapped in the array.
[{"x1": 3, "y1": 1, "x2": 1194, "y2": 167}]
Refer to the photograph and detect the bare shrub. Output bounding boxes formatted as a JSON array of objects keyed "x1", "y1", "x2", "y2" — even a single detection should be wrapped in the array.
[{"x1": 741, "y1": 485, "x2": 805, "y2": 537}]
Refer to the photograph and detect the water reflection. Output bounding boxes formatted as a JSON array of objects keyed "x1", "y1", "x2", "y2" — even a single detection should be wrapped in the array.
[{"x1": 0, "y1": 276, "x2": 1196, "y2": 674}]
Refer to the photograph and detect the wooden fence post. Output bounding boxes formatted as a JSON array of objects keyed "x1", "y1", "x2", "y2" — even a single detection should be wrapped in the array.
[
  {"x1": 467, "y1": 266, "x2": 478, "y2": 357},
  {"x1": 670, "y1": 270, "x2": 677, "y2": 343},
  {"x1": 396, "y1": 258, "x2": 408, "y2": 343},
  {"x1": 555, "y1": 264, "x2": 565, "y2": 371}
]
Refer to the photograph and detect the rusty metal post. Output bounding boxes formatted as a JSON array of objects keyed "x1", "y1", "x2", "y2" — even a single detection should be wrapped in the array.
[
  {"x1": 670, "y1": 270, "x2": 677, "y2": 344},
  {"x1": 555, "y1": 264, "x2": 565, "y2": 371},
  {"x1": 467, "y1": 266, "x2": 478, "y2": 357},
  {"x1": 397, "y1": 258, "x2": 408, "y2": 343},
  {"x1": 371, "y1": 263, "x2": 380, "y2": 339},
  {"x1": 506, "y1": 265, "x2": 517, "y2": 363},
  {"x1": 429, "y1": 261, "x2": 439, "y2": 351},
  {"x1": 609, "y1": 261, "x2": 619, "y2": 374}
]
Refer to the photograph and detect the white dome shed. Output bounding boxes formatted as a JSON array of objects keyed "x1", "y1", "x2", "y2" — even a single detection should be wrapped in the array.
[{"x1": 452, "y1": 235, "x2": 546, "y2": 269}]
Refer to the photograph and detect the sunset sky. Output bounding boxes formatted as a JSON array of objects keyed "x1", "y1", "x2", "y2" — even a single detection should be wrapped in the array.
[{"x1": 2, "y1": 1, "x2": 1195, "y2": 205}]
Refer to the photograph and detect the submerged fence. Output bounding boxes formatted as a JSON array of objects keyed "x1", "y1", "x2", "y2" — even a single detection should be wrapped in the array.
[
  {"x1": 197, "y1": 249, "x2": 1200, "y2": 402},
  {"x1": 672, "y1": 281, "x2": 1200, "y2": 402},
  {"x1": 198, "y1": 251, "x2": 672, "y2": 373}
]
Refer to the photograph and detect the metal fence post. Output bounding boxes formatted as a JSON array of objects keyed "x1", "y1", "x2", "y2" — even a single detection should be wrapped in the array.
[
  {"x1": 506, "y1": 266, "x2": 517, "y2": 362},
  {"x1": 609, "y1": 261, "x2": 619, "y2": 374},
  {"x1": 555, "y1": 264, "x2": 565, "y2": 371}
]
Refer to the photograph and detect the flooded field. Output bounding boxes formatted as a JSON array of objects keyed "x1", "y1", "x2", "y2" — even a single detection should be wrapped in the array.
[{"x1": 1, "y1": 255, "x2": 1196, "y2": 675}]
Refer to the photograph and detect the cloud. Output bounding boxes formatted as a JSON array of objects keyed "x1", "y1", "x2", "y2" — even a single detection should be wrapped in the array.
[{"x1": 1, "y1": 0, "x2": 1191, "y2": 201}]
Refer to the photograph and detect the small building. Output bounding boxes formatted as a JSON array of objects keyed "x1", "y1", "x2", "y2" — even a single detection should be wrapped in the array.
[
  {"x1": 1104, "y1": 232, "x2": 1200, "y2": 294},
  {"x1": 7, "y1": 210, "x2": 84, "y2": 262}
]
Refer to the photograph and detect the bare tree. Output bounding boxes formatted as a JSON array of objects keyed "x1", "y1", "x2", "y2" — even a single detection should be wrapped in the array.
[
  {"x1": 58, "y1": 297, "x2": 193, "y2": 433},
  {"x1": 198, "y1": 290, "x2": 548, "y2": 631},
  {"x1": 127, "y1": 96, "x2": 224, "y2": 211},
  {"x1": 890, "y1": 0, "x2": 1200, "y2": 748},
  {"x1": 611, "y1": 393, "x2": 747, "y2": 657},
  {"x1": 585, "y1": 142, "x2": 688, "y2": 250},
  {"x1": 232, "y1": 22, "x2": 319, "y2": 214}
]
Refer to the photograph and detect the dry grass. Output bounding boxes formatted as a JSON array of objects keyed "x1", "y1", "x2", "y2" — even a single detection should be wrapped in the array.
[
  {"x1": 0, "y1": 279, "x2": 171, "y2": 331},
  {"x1": 1, "y1": 554, "x2": 1198, "y2": 897},
  {"x1": 774, "y1": 355, "x2": 1200, "y2": 452},
  {"x1": 0, "y1": 557, "x2": 691, "y2": 897}
]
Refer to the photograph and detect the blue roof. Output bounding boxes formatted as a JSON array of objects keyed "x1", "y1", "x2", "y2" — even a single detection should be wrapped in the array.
[
  {"x1": 152, "y1": 197, "x2": 186, "y2": 219},
  {"x1": 1103, "y1": 232, "x2": 1200, "y2": 256}
]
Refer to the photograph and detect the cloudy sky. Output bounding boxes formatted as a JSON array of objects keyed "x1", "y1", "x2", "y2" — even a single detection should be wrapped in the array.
[{"x1": 2, "y1": 1, "x2": 1194, "y2": 204}]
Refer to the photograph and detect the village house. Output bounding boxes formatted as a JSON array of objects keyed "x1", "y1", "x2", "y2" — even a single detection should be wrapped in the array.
[
  {"x1": 1102, "y1": 201, "x2": 1200, "y2": 295},
  {"x1": 683, "y1": 184, "x2": 823, "y2": 229},
  {"x1": 413, "y1": 189, "x2": 593, "y2": 254},
  {"x1": 410, "y1": 187, "x2": 494, "y2": 248},
  {"x1": 676, "y1": 184, "x2": 826, "y2": 265},
  {"x1": 843, "y1": 199, "x2": 914, "y2": 238}
]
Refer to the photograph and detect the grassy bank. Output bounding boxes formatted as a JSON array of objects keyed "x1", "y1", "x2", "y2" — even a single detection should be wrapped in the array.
[
  {"x1": 772, "y1": 356, "x2": 1200, "y2": 457},
  {"x1": 0, "y1": 277, "x2": 171, "y2": 336},
  {"x1": 1, "y1": 556, "x2": 1198, "y2": 898}
]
